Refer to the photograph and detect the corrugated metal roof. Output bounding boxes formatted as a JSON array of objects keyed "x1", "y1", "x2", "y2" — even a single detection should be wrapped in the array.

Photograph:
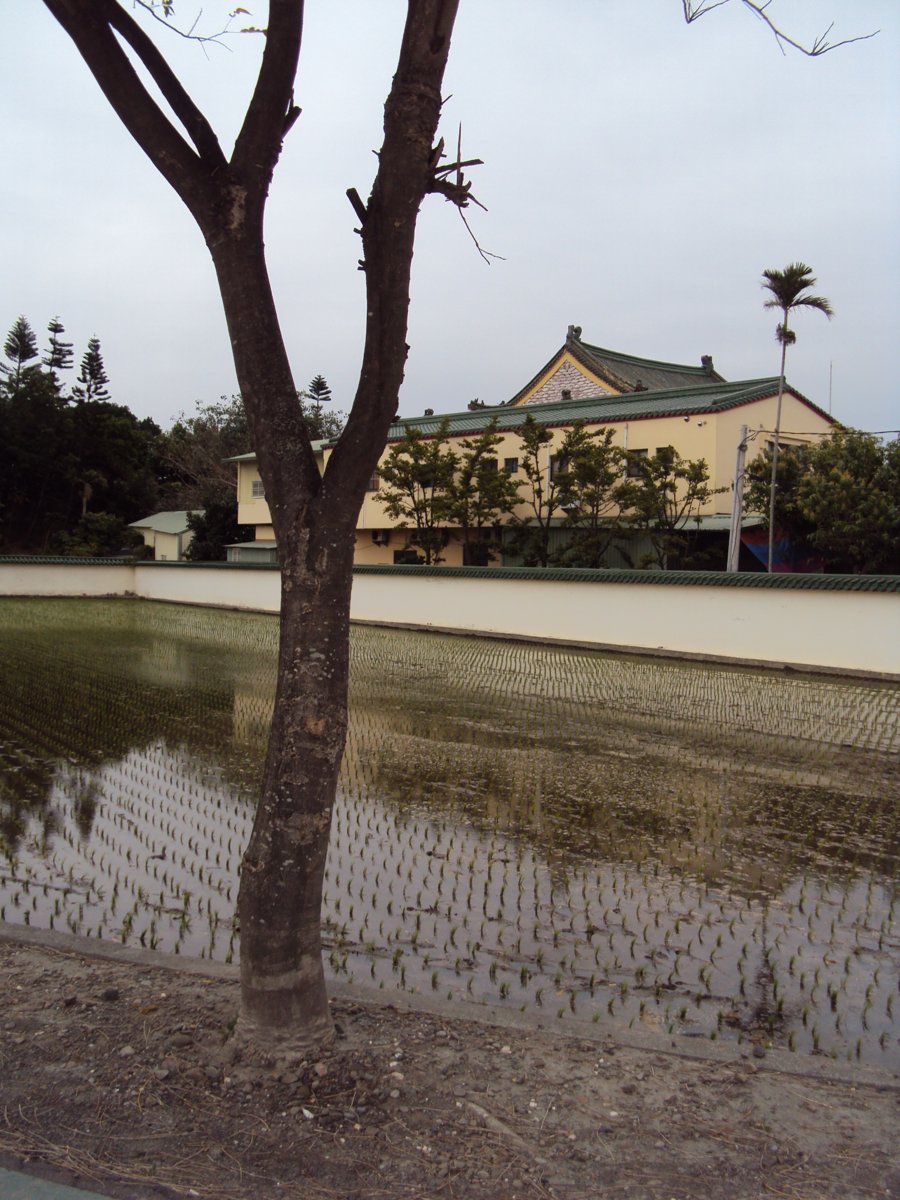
[
  {"x1": 128, "y1": 511, "x2": 199, "y2": 535},
  {"x1": 224, "y1": 439, "x2": 329, "y2": 464}
]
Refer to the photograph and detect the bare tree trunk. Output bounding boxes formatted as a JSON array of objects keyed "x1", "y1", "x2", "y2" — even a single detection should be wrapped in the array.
[
  {"x1": 208, "y1": 235, "x2": 357, "y2": 1046},
  {"x1": 238, "y1": 531, "x2": 356, "y2": 1045},
  {"x1": 41, "y1": 0, "x2": 461, "y2": 1051}
]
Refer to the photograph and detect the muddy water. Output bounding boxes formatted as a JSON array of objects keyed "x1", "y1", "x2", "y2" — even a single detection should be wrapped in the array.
[{"x1": 1, "y1": 598, "x2": 897, "y2": 1067}]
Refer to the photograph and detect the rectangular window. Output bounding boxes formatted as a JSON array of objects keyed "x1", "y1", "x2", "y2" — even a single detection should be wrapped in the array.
[
  {"x1": 503, "y1": 457, "x2": 519, "y2": 474},
  {"x1": 251, "y1": 478, "x2": 265, "y2": 498},
  {"x1": 626, "y1": 449, "x2": 648, "y2": 477},
  {"x1": 549, "y1": 454, "x2": 569, "y2": 480},
  {"x1": 366, "y1": 472, "x2": 381, "y2": 492},
  {"x1": 481, "y1": 457, "x2": 499, "y2": 473}
]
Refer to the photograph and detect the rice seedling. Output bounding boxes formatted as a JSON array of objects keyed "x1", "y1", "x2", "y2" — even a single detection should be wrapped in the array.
[{"x1": 0, "y1": 598, "x2": 897, "y2": 1067}]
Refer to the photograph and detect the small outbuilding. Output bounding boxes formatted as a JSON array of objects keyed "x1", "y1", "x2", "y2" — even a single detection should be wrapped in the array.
[{"x1": 129, "y1": 511, "x2": 200, "y2": 561}]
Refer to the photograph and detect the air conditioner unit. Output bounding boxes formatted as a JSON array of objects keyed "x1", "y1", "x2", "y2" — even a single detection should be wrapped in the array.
[{"x1": 371, "y1": 530, "x2": 390, "y2": 546}]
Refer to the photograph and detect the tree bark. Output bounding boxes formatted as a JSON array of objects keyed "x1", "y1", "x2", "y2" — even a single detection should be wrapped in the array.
[
  {"x1": 206, "y1": 234, "x2": 350, "y2": 1047},
  {"x1": 237, "y1": 529, "x2": 356, "y2": 1046},
  {"x1": 41, "y1": 0, "x2": 461, "y2": 1048}
]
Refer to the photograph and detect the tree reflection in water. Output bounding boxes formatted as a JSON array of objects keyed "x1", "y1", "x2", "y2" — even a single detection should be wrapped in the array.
[{"x1": 0, "y1": 598, "x2": 897, "y2": 1067}]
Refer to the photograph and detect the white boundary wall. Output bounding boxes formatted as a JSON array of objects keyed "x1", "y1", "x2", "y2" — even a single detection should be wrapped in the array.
[
  {"x1": 350, "y1": 572, "x2": 899, "y2": 677},
  {"x1": 1, "y1": 560, "x2": 897, "y2": 678}
]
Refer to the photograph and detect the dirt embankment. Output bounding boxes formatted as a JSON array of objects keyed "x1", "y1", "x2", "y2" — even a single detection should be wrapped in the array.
[{"x1": 0, "y1": 928, "x2": 897, "y2": 1200}]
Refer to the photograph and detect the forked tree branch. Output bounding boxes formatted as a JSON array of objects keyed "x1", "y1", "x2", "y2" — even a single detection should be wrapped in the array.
[
  {"x1": 427, "y1": 124, "x2": 484, "y2": 208},
  {"x1": 325, "y1": 0, "x2": 461, "y2": 502},
  {"x1": 41, "y1": 0, "x2": 214, "y2": 202},
  {"x1": 105, "y1": 0, "x2": 226, "y2": 166},
  {"x1": 232, "y1": 0, "x2": 304, "y2": 177},
  {"x1": 682, "y1": 0, "x2": 879, "y2": 56}
]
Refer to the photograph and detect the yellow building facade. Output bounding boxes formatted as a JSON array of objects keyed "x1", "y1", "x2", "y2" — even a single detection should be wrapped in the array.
[{"x1": 230, "y1": 331, "x2": 836, "y2": 568}]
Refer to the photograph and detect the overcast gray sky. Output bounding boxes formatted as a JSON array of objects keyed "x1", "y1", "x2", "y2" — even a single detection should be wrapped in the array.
[{"x1": 3, "y1": 1, "x2": 898, "y2": 436}]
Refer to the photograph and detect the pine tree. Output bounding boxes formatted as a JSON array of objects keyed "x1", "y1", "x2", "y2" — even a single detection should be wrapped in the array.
[
  {"x1": 305, "y1": 374, "x2": 333, "y2": 432},
  {"x1": 307, "y1": 374, "x2": 332, "y2": 410},
  {"x1": 1, "y1": 316, "x2": 40, "y2": 395},
  {"x1": 42, "y1": 316, "x2": 74, "y2": 386},
  {"x1": 72, "y1": 335, "x2": 111, "y2": 402}
]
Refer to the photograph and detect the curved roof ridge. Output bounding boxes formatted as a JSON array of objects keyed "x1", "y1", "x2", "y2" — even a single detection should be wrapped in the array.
[{"x1": 580, "y1": 341, "x2": 714, "y2": 374}]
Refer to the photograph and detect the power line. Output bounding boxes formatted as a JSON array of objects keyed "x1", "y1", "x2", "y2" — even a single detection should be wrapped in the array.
[{"x1": 754, "y1": 427, "x2": 900, "y2": 438}]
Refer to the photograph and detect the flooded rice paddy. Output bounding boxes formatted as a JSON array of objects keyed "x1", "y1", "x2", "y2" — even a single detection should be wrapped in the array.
[{"x1": 0, "y1": 598, "x2": 897, "y2": 1068}]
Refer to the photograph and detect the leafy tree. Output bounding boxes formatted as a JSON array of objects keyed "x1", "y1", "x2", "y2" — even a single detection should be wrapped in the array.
[
  {"x1": 743, "y1": 441, "x2": 817, "y2": 559},
  {"x1": 761, "y1": 262, "x2": 833, "y2": 571},
  {"x1": 184, "y1": 491, "x2": 255, "y2": 561},
  {"x1": 71, "y1": 335, "x2": 111, "y2": 403},
  {"x1": 445, "y1": 417, "x2": 520, "y2": 564},
  {"x1": 0, "y1": 365, "x2": 73, "y2": 549},
  {"x1": 745, "y1": 431, "x2": 900, "y2": 573},
  {"x1": 797, "y1": 431, "x2": 899, "y2": 573},
  {"x1": 68, "y1": 399, "x2": 161, "y2": 524},
  {"x1": 49, "y1": 511, "x2": 143, "y2": 558},
  {"x1": 552, "y1": 424, "x2": 626, "y2": 568},
  {"x1": 377, "y1": 420, "x2": 458, "y2": 564},
  {"x1": 42, "y1": 316, "x2": 74, "y2": 387},
  {"x1": 1, "y1": 316, "x2": 40, "y2": 396},
  {"x1": 38, "y1": 0, "x2": 871, "y2": 1051},
  {"x1": 298, "y1": 390, "x2": 345, "y2": 441},
  {"x1": 0, "y1": 329, "x2": 161, "y2": 551},
  {"x1": 160, "y1": 395, "x2": 251, "y2": 509},
  {"x1": 506, "y1": 415, "x2": 568, "y2": 567},
  {"x1": 619, "y1": 445, "x2": 724, "y2": 568},
  {"x1": 750, "y1": 430, "x2": 899, "y2": 574}
]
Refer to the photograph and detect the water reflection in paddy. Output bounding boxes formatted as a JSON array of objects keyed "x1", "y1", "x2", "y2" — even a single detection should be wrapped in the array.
[{"x1": 0, "y1": 598, "x2": 897, "y2": 1067}]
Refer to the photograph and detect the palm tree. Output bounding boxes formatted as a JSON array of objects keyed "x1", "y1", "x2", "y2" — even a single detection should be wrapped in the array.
[{"x1": 761, "y1": 263, "x2": 833, "y2": 571}]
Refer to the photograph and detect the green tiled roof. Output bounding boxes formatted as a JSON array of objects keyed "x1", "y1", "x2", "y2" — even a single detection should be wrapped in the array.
[
  {"x1": 227, "y1": 378, "x2": 835, "y2": 461},
  {"x1": 390, "y1": 378, "x2": 832, "y2": 440},
  {"x1": 2, "y1": 557, "x2": 895, "y2": 591},
  {"x1": 504, "y1": 332, "x2": 726, "y2": 404},
  {"x1": 352, "y1": 565, "x2": 900, "y2": 592},
  {"x1": 0, "y1": 556, "x2": 137, "y2": 565},
  {"x1": 573, "y1": 340, "x2": 723, "y2": 392}
]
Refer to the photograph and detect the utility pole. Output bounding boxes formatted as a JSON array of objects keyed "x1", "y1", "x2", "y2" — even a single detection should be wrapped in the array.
[{"x1": 726, "y1": 425, "x2": 748, "y2": 573}]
